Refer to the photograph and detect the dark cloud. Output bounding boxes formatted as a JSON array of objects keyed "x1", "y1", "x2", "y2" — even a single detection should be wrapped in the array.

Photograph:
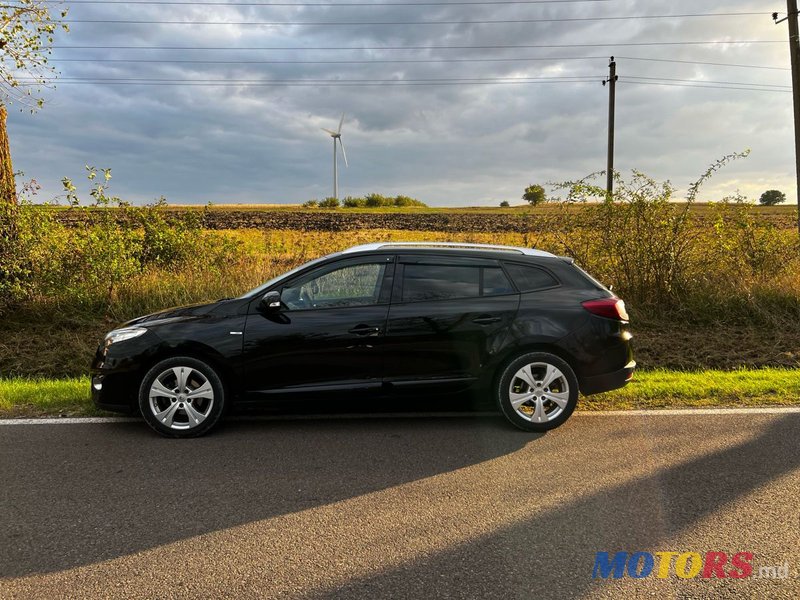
[{"x1": 7, "y1": 0, "x2": 791, "y2": 205}]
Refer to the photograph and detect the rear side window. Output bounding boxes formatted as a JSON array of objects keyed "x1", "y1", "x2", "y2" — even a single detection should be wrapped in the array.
[
  {"x1": 483, "y1": 267, "x2": 515, "y2": 296},
  {"x1": 402, "y1": 264, "x2": 515, "y2": 302},
  {"x1": 504, "y1": 263, "x2": 558, "y2": 292}
]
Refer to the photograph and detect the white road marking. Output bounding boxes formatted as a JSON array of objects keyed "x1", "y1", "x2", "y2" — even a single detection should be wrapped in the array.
[
  {"x1": 580, "y1": 407, "x2": 800, "y2": 416},
  {"x1": 1, "y1": 406, "x2": 800, "y2": 425}
]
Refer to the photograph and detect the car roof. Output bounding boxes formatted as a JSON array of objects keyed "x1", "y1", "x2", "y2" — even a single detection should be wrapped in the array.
[{"x1": 340, "y1": 242, "x2": 556, "y2": 259}]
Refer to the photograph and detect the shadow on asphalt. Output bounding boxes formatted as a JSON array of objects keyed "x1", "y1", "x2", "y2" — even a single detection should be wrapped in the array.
[
  {"x1": 1, "y1": 401, "x2": 531, "y2": 578},
  {"x1": 300, "y1": 413, "x2": 800, "y2": 599},
  {"x1": 3, "y1": 410, "x2": 799, "y2": 593}
]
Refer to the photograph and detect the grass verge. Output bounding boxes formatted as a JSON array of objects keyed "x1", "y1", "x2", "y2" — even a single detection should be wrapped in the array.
[
  {"x1": 583, "y1": 368, "x2": 800, "y2": 410},
  {"x1": 0, "y1": 377, "x2": 104, "y2": 418},
  {"x1": 0, "y1": 368, "x2": 798, "y2": 418}
]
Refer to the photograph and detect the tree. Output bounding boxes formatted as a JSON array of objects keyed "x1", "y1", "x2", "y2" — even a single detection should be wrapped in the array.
[
  {"x1": 1, "y1": 1, "x2": 70, "y2": 109},
  {"x1": 0, "y1": 0, "x2": 69, "y2": 205},
  {"x1": 0, "y1": 2, "x2": 68, "y2": 309},
  {"x1": 758, "y1": 190, "x2": 786, "y2": 206},
  {"x1": 522, "y1": 184, "x2": 546, "y2": 206},
  {"x1": 500, "y1": 201, "x2": 510, "y2": 207}
]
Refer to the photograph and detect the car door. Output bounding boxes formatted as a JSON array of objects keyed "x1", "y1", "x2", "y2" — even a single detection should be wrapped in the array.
[
  {"x1": 382, "y1": 255, "x2": 520, "y2": 392},
  {"x1": 241, "y1": 255, "x2": 395, "y2": 400}
]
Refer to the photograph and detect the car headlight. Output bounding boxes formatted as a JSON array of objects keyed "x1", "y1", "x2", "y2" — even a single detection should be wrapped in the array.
[{"x1": 104, "y1": 327, "x2": 148, "y2": 346}]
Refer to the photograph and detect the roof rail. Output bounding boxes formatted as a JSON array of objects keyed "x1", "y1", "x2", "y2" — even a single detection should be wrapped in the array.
[{"x1": 341, "y1": 242, "x2": 556, "y2": 258}]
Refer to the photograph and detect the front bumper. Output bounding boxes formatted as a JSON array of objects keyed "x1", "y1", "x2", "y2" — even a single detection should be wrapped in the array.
[
  {"x1": 91, "y1": 370, "x2": 138, "y2": 413},
  {"x1": 90, "y1": 339, "x2": 151, "y2": 414}
]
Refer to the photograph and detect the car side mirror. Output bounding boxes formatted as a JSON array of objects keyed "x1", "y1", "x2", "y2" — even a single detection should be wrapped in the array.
[{"x1": 261, "y1": 290, "x2": 282, "y2": 311}]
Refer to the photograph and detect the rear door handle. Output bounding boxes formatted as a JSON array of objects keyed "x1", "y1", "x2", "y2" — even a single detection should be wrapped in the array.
[
  {"x1": 473, "y1": 315, "x2": 502, "y2": 325},
  {"x1": 348, "y1": 324, "x2": 381, "y2": 336}
]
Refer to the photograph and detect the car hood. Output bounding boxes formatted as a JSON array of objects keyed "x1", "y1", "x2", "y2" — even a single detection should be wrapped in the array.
[{"x1": 123, "y1": 299, "x2": 232, "y2": 328}]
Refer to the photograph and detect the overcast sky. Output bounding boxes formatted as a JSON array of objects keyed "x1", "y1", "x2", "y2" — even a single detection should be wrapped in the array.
[{"x1": 6, "y1": 0, "x2": 793, "y2": 206}]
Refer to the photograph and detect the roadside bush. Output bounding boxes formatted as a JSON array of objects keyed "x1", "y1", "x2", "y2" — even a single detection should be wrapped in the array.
[
  {"x1": 546, "y1": 151, "x2": 800, "y2": 323},
  {"x1": 2, "y1": 167, "x2": 242, "y2": 313}
]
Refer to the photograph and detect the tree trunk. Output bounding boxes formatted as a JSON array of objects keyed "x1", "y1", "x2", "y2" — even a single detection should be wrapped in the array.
[
  {"x1": 0, "y1": 104, "x2": 18, "y2": 303},
  {"x1": 0, "y1": 105, "x2": 16, "y2": 206}
]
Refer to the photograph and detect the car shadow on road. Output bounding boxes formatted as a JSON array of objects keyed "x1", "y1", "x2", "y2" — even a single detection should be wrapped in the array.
[
  {"x1": 1, "y1": 408, "x2": 532, "y2": 578},
  {"x1": 296, "y1": 412, "x2": 800, "y2": 599}
]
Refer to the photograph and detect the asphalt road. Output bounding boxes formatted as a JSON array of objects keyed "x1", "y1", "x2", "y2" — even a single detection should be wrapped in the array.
[{"x1": 1, "y1": 410, "x2": 799, "y2": 599}]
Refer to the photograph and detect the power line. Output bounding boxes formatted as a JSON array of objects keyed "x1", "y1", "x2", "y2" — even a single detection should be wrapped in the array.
[
  {"x1": 623, "y1": 80, "x2": 792, "y2": 92},
  {"x1": 20, "y1": 79, "x2": 602, "y2": 86},
  {"x1": 617, "y1": 56, "x2": 790, "y2": 71},
  {"x1": 625, "y1": 75, "x2": 791, "y2": 88},
  {"x1": 47, "y1": 56, "x2": 790, "y2": 71},
  {"x1": 51, "y1": 40, "x2": 785, "y2": 50},
  {"x1": 51, "y1": 56, "x2": 610, "y2": 64},
  {"x1": 20, "y1": 75, "x2": 602, "y2": 82},
  {"x1": 37, "y1": 0, "x2": 617, "y2": 4},
  {"x1": 60, "y1": 13, "x2": 768, "y2": 26},
  {"x1": 17, "y1": 75, "x2": 792, "y2": 89}
]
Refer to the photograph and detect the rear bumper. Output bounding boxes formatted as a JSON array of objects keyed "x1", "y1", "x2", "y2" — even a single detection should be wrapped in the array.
[{"x1": 579, "y1": 360, "x2": 636, "y2": 396}]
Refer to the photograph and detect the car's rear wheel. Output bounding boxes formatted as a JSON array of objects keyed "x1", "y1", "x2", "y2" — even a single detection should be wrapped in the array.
[
  {"x1": 139, "y1": 356, "x2": 226, "y2": 438},
  {"x1": 496, "y1": 352, "x2": 578, "y2": 432}
]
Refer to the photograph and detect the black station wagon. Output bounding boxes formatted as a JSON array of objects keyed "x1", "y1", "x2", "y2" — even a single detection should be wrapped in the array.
[{"x1": 92, "y1": 242, "x2": 635, "y2": 437}]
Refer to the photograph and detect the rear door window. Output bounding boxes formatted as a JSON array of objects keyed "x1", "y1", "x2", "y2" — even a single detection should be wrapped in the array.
[
  {"x1": 401, "y1": 264, "x2": 516, "y2": 302},
  {"x1": 402, "y1": 264, "x2": 480, "y2": 302}
]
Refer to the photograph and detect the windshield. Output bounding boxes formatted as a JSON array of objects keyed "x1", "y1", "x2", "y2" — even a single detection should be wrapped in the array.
[{"x1": 238, "y1": 251, "x2": 343, "y2": 299}]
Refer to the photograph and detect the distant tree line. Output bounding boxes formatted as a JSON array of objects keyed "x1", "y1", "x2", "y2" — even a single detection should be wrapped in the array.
[{"x1": 303, "y1": 194, "x2": 427, "y2": 209}]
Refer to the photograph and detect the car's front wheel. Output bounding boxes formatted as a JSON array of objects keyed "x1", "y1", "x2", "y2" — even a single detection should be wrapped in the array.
[
  {"x1": 139, "y1": 356, "x2": 226, "y2": 438},
  {"x1": 497, "y1": 352, "x2": 579, "y2": 432}
]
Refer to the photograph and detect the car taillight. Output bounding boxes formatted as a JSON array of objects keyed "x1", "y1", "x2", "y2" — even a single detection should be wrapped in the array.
[{"x1": 582, "y1": 298, "x2": 629, "y2": 321}]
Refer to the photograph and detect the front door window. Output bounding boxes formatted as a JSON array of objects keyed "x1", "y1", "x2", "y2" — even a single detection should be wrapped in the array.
[{"x1": 281, "y1": 263, "x2": 387, "y2": 310}]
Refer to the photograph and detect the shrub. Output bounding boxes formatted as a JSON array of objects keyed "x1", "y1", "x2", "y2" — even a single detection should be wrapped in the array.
[
  {"x1": 342, "y1": 196, "x2": 365, "y2": 208},
  {"x1": 544, "y1": 151, "x2": 785, "y2": 322},
  {"x1": 364, "y1": 193, "x2": 393, "y2": 208},
  {"x1": 302, "y1": 199, "x2": 319, "y2": 208},
  {"x1": 319, "y1": 197, "x2": 340, "y2": 209},
  {"x1": 393, "y1": 195, "x2": 427, "y2": 207}
]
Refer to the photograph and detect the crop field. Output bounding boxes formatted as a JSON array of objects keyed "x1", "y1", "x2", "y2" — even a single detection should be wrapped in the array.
[{"x1": 50, "y1": 202, "x2": 800, "y2": 233}]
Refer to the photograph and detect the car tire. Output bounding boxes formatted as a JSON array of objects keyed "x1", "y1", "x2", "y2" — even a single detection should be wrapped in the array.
[
  {"x1": 496, "y1": 352, "x2": 579, "y2": 432},
  {"x1": 139, "y1": 356, "x2": 226, "y2": 438}
]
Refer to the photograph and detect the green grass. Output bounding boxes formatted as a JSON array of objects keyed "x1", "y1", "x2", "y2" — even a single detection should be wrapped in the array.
[
  {"x1": 0, "y1": 377, "x2": 101, "y2": 417},
  {"x1": 1, "y1": 368, "x2": 799, "y2": 418},
  {"x1": 583, "y1": 368, "x2": 800, "y2": 410}
]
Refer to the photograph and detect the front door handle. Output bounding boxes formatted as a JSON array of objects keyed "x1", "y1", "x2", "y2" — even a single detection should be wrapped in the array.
[
  {"x1": 473, "y1": 315, "x2": 502, "y2": 325},
  {"x1": 348, "y1": 324, "x2": 381, "y2": 336}
]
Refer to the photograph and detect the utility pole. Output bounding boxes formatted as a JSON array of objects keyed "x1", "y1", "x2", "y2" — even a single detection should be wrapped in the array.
[
  {"x1": 775, "y1": 3, "x2": 800, "y2": 235},
  {"x1": 603, "y1": 56, "x2": 618, "y2": 201}
]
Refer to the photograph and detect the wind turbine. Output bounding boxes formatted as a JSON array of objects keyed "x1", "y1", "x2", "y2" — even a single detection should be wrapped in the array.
[{"x1": 322, "y1": 113, "x2": 348, "y2": 200}]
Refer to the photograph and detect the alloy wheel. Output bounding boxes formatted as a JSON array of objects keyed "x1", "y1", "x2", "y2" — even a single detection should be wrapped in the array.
[
  {"x1": 148, "y1": 366, "x2": 215, "y2": 431},
  {"x1": 508, "y1": 362, "x2": 570, "y2": 423}
]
